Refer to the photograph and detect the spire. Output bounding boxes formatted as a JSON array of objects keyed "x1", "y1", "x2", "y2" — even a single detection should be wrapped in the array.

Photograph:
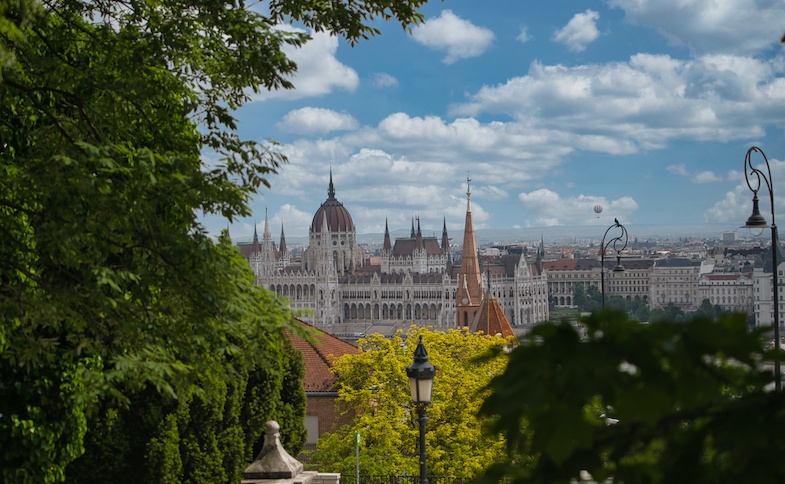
[
  {"x1": 466, "y1": 175, "x2": 472, "y2": 212},
  {"x1": 383, "y1": 218, "x2": 392, "y2": 252},
  {"x1": 279, "y1": 223, "x2": 287, "y2": 258},
  {"x1": 328, "y1": 167, "x2": 336, "y2": 199},
  {"x1": 415, "y1": 216, "x2": 424, "y2": 251},
  {"x1": 441, "y1": 216, "x2": 450, "y2": 253},
  {"x1": 456, "y1": 175, "x2": 484, "y2": 327},
  {"x1": 251, "y1": 219, "x2": 260, "y2": 252},
  {"x1": 263, "y1": 208, "x2": 271, "y2": 239},
  {"x1": 410, "y1": 217, "x2": 416, "y2": 238},
  {"x1": 321, "y1": 210, "x2": 329, "y2": 235}
]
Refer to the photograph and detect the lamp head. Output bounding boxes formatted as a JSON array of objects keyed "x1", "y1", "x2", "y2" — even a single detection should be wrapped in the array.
[
  {"x1": 612, "y1": 256, "x2": 625, "y2": 272},
  {"x1": 744, "y1": 192, "x2": 769, "y2": 229},
  {"x1": 406, "y1": 336, "x2": 436, "y2": 404}
]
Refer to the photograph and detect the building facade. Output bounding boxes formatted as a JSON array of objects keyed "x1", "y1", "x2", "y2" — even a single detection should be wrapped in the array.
[
  {"x1": 241, "y1": 175, "x2": 549, "y2": 333},
  {"x1": 750, "y1": 243, "x2": 785, "y2": 332},
  {"x1": 698, "y1": 272, "x2": 754, "y2": 314},
  {"x1": 649, "y1": 258, "x2": 708, "y2": 312}
]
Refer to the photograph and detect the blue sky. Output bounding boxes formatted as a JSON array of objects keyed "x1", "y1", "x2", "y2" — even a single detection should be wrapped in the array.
[{"x1": 209, "y1": 0, "x2": 785, "y2": 242}]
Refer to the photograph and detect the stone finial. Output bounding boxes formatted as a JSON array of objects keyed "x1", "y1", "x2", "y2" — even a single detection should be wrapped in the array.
[{"x1": 243, "y1": 421, "x2": 304, "y2": 480}]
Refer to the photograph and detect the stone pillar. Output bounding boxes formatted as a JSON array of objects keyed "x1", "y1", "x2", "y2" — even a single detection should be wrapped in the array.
[{"x1": 241, "y1": 420, "x2": 339, "y2": 484}]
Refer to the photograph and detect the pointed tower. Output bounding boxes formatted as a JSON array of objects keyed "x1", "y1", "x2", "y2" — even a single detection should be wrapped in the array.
[
  {"x1": 415, "y1": 216, "x2": 424, "y2": 251},
  {"x1": 410, "y1": 217, "x2": 416, "y2": 238},
  {"x1": 383, "y1": 218, "x2": 392, "y2": 253},
  {"x1": 456, "y1": 177, "x2": 484, "y2": 327},
  {"x1": 279, "y1": 223, "x2": 288, "y2": 260},
  {"x1": 441, "y1": 217, "x2": 450, "y2": 252},
  {"x1": 259, "y1": 208, "x2": 278, "y2": 275},
  {"x1": 251, "y1": 221, "x2": 261, "y2": 253}
]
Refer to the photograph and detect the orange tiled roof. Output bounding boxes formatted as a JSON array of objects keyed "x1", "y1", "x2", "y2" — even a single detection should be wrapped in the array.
[
  {"x1": 288, "y1": 320, "x2": 359, "y2": 393},
  {"x1": 469, "y1": 295, "x2": 516, "y2": 340}
]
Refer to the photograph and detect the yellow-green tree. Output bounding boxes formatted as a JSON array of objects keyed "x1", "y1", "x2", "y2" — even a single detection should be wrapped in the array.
[{"x1": 312, "y1": 326, "x2": 516, "y2": 479}]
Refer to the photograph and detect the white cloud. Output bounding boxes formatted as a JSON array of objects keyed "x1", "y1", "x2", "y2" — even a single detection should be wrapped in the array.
[
  {"x1": 412, "y1": 10, "x2": 495, "y2": 64},
  {"x1": 473, "y1": 185, "x2": 508, "y2": 201},
  {"x1": 669, "y1": 163, "x2": 730, "y2": 183},
  {"x1": 553, "y1": 10, "x2": 600, "y2": 52},
  {"x1": 273, "y1": 204, "x2": 314, "y2": 237},
  {"x1": 705, "y1": 155, "x2": 785, "y2": 223},
  {"x1": 667, "y1": 164, "x2": 690, "y2": 176},
  {"x1": 278, "y1": 107, "x2": 358, "y2": 135},
  {"x1": 517, "y1": 26, "x2": 531, "y2": 43},
  {"x1": 609, "y1": 0, "x2": 785, "y2": 55},
  {"x1": 372, "y1": 73, "x2": 399, "y2": 88},
  {"x1": 251, "y1": 28, "x2": 358, "y2": 101},
  {"x1": 450, "y1": 53, "x2": 785, "y2": 152},
  {"x1": 693, "y1": 171, "x2": 723, "y2": 183},
  {"x1": 518, "y1": 189, "x2": 639, "y2": 226}
]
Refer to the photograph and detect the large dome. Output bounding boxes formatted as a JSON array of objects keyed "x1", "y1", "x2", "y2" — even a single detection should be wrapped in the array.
[{"x1": 310, "y1": 175, "x2": 354, "y2": 233}]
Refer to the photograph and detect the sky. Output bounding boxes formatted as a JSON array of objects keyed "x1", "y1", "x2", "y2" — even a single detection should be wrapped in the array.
[{"x1": 207, "y1": 0, "x2": 785, "y2": 243}]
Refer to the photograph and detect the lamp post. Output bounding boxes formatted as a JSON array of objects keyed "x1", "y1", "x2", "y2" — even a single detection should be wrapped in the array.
[
  {"x1": 742, "y1": 146, "x2": 781, "y2": 391},
  {"x1": 406, "y1": 336, "x2": 436, "y2": 484},
  {"x1": 600, "y1": 220, "x2": 628, "y2": 310}
]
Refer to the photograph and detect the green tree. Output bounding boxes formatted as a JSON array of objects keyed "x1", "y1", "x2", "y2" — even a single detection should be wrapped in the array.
[
  {"x1": 66, "y1": 330, "x2": 306, "y2": 484},
  {"x1": 650, "y1": 302, "x2": 686, "y2": 323},
  {"x1": 479, "y1": 310, "x2": 785, "y2": 483},
  {"x1": 311, "y1": 327, "x2": 517, "y2": 479},
  {"x1": 573, "y1": 283, "x2": 601, "y2": 313},
  {"x1": 695, "y1": 298, "x2": 718, "y2": 320},
  {"x1": 0, "y1": 0, "x2": 432, "y2": 480},
  {"x1": 629, "y1": 295, "x2": 650, "y2": 322}
]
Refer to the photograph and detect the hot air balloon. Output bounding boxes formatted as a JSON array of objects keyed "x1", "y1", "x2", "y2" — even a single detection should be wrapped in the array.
[{"x1": 593, "y1": 204, "x2": 603, "y2": 216}]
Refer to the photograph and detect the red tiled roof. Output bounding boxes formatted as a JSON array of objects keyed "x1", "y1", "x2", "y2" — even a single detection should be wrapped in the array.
[
  {"x1": 288, "y1": 320, "x2": 359, "y2": 393},
  {"x1": 469, "y1": 296, "x2": 516, "y2": 340}
]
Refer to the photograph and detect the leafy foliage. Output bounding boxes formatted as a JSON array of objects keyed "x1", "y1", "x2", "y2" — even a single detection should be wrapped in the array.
[
  {"x1": 479, "y1": 310, "x2": 785, "y2": 483},
  {"x1": 0, "y1": 0, "x2": 433, "y2": 480},
  {"x1": 311, "y1": 326, "x2": 516, "y2": 479},
  {"x1": 66, "y1": 334, "x2": 306, "y2": 484}
]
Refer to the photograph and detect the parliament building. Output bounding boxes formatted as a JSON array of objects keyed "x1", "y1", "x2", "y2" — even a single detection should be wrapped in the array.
[{"x1": 240, "y1": 173, "x2": 549, "y2": 335}]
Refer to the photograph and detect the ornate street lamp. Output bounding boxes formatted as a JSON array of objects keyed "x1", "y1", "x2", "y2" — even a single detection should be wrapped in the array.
[
  {"x1": 406, "y1": 336, "x2": 436, "y2": 484},
  {"x1": 742, "y1": 146, "x2": 781, "y2": 390},
  {"x1": 601, "y1": 220, "x2": 628, "y2": 310}
]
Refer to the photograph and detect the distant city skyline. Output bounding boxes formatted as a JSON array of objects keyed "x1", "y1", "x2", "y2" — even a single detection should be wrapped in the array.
[
  {"x1": 204, "y1": 0, "x2": 785, "y2": 240},
  {"x1": 235, "y1": 222, "x2": 747, "y2": 248}
]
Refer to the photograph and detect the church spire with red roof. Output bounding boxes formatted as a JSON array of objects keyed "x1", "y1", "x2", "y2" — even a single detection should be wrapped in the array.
[{"x1": 456, "y1": 176, "x2": 484, "y2": 327}]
